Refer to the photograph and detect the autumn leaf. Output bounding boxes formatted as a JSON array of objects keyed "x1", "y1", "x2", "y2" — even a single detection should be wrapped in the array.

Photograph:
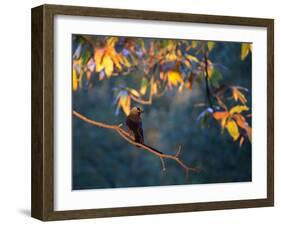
[
  {"x1": 233, "y1": 114, "x2": 248, "y2": 130},
  {"x1": 140, "y1": 78, "x2": 149, "y2": 95},
  {"x1": 226, "y1": 119, "x2": 239, "y2": 141},
  {"x1": 213, "y1": 111, "x2": 229, "y2": 120},
  {"x1": 207, "y1": 41, "x2": 215, "y2": 51},
  {"x1": 94, "y1": 48, "x2": 105, "y2": 72},
  {"x1": 230, "y1": 105, "x2": 249, "y2": 115},
  {"x1": 72, "y1": 69, "x2": 78, "y2": 91},
  {"x1": 241, "y1": 43, "x2": 252, "y2": 60},
  {"x1": 129, "y1": 88, "x2": 140, "y2": 97},
  {"x1": 232, "y1": 87, "x2": 247, "y2": 104},
  {"x1": 167, "y1": 71, "x2": 183, "y2": 86},
  {"x1": 151, "y1": 80, "x2": 158, "y2": 95},
  {"x1": 103, "y1": 55, "x2": 114, "y2": 77},
  {"x1": 186, "y1": 54, "x2": 199, "y2": 63}
]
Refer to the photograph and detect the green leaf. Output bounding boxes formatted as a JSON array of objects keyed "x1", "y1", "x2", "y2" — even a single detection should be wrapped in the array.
[
  {"x1": 209, "y1": 68, "x2": 222, "y2": 88},
  {"x1": 82, "y1": 48, "x2": 91, "y2": 65}
]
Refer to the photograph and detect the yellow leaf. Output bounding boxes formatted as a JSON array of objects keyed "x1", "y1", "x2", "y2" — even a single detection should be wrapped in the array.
[
  {"x1": 221, "y1": 116, "x2": 228, "y2": 129},
  {"x1": 186, "y1": 54, "x2": 199, "y2": 63},
  {"x1": 207, "y1": 41, "x2": 215, "y2": 51},
  {"x1": 151, "y1": 81, "x2": 158, "y2": 95},
  {"x1": 120, "y1": 95, "x2": 131, "y2": 116},
  {"x1": 121, "y1": 55, "x2": 131, "y2": 68},
  {"x1": 226, "y1": 119, "x2": 239, "y2": 141},
  {"x1": 230, "y1": 105, "x2": 249, "y2": 115},
  {"x1": 102, "y1": 55, "x2": 114, "y2": 77},
  {"x1": 166, "y1": 52, "x2": 177, "y2": 61},
  {"x1": 241, "y1": 43, "x2": 252, "y2": 60},
  {"x1": 191, "y1": 41, "x2": 198, "y2": 48},
  {"x1": 183, "y1": 60, "x2": 192, "y2": 68},
  {"x1": 109, "y1": 50, "x2": 122, "y2": 70},
  {"x1": 72, "y1": 69, "x2": 78, "y2": 91},
  {"x1": 167, "y1": 71, "x2": 183, "y2": 86},
  {"x1": 129, "y1": 88, "x2": 140, "y2": 97},
  {"x1": 94, "y1": 48, "x2": 105, "y2": 72},
  {"x1": 140, "y1": 78, "x2": 148, "y2": 95}
]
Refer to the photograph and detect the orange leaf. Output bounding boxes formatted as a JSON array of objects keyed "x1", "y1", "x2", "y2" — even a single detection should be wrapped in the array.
[
  {"x1": 213, "y1": 111, "x2": 229, "y2": 120},
  {"x1": 232, "y1": 87, "x2": 247, "y2": 104}
]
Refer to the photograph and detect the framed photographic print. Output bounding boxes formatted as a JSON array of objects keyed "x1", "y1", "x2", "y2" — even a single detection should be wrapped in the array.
[{"x1": 31, "y1": 4, "x2": 274, "y2": 221}]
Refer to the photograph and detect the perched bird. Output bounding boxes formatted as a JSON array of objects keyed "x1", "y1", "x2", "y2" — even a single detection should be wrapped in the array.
[
  {"x1": 126, "y1": 107, "x2": 162, "y2": 154},
  {"x1": 126, "y1": 107, "x2": 144, "y2": 144}
]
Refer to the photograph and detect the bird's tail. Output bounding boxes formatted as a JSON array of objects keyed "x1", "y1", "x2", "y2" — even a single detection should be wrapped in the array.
[{"x1": 136, "y1": 143, "x2": 163, "y2": 154}]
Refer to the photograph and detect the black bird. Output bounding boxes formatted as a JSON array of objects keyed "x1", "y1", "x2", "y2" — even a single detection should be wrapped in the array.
[
  {"x1": 126, "y1": 107, "x2": 162, "y2": 154},
  {"x1": 126, "y1": 107, "x2": 144, "y2": 144}
]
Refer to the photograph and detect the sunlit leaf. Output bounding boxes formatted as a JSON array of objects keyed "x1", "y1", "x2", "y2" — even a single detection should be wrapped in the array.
[
  {"x1": 241, "y1": 43, "x2": 252, "y2": 60},
  {"x1": 230, "y1": 105, "x2": 249, "y2": 115},
  {"x1": 226, "y1": 119, "x2": 239, "y2": 141},
  {"x1": 233, "y1": 114, "x2": 248, "y2": 130},
  {"x1": 167, "y1": 71, "x2": 183, "y2": 86},
  {"x1": 140, "y1": 78, "x2": 149, "y2": 95},
  {"x1": 183, "y1": 60, "x2": 192, "y2": 68},
  {"x1": 166, "y1": 52, "x2": 177, "y2": 61},
  {"x1": 247, "y1": 127, "x2": 252, "y2": 143},
  {"x1": 151, "y1": 80, "x2": 158, "y2": 95},
  {"x1": 121, "y1": 55, "x2": 131, "y2": 68},
  {"x1": 119, "y1": 93, "x2": 131, "y2": 116},
  {"x1": 94, "y1": 48, "x2": 105, "y2": 72},
  {"x1": 72, "y1": 69, "x2": 78, "y2": 91},
  {"x1": 103, "y1": 55, "x2": 114, "y2": 77},
  {"x1": 207, "y1": 41, "x2": 215, "y2": 51},
  {"x1": 186, "y1": 54, "x2": 199, "y2": 63},
  {"x1": 129, "y1": 88, "x2": 140, "y2": 97},
  {"x1": 232, "y1": 87, "x2": 247, "y2": 104},
  {"x1": 191, "y1": 41, "x2": 198, "y2": 48},
  {"x1": 213, "y1": 111, "x2": 229, "y2": 120}
]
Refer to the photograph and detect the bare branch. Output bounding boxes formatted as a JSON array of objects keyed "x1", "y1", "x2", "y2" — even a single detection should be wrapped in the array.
[{"x1": 73, "y1": 110, "x2": 200, "y2": 174}]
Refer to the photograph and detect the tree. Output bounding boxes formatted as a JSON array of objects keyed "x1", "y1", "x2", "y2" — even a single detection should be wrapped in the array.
[{"x1": 72, "y1": 35, "x2": 252, "y2": 174}]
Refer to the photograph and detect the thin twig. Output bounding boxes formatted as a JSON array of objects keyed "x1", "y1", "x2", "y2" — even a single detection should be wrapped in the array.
[
  {"x1": 73, "y1": 110, "x2": 199, "y2": 174},
  {"x1": 204, "y1": 51, "x2": 213, "y2": 109}
]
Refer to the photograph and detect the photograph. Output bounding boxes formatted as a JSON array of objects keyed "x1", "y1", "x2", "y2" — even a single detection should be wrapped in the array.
[{"x1": 71, "y1": 34, "x2": 252, "y2": 190}]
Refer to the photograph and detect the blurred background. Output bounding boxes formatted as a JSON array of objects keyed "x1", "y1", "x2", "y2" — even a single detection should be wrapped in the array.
[{"x1": 72, "y1": 36, "x2": 252, "y2": 190}]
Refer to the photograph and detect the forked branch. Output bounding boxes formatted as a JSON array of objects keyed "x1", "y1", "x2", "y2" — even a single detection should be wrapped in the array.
[{"x1": 73, "y1": 110, "x2": 199, "y2": 174}]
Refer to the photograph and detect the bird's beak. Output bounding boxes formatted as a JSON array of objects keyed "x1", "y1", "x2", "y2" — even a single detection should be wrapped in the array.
[{"x1": 140, "y1": 109, "x2": 144, "y2": 113}]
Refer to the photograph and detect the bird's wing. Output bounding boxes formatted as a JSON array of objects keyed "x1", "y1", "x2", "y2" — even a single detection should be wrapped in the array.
[{"x1": 136, "y1": 121, "x2": 144, "y2": 143}]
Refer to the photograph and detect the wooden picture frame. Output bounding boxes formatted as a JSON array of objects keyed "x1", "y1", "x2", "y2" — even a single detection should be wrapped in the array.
[{"x1": 31, "y1": 4, "x2": 274, "y2": 221}]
